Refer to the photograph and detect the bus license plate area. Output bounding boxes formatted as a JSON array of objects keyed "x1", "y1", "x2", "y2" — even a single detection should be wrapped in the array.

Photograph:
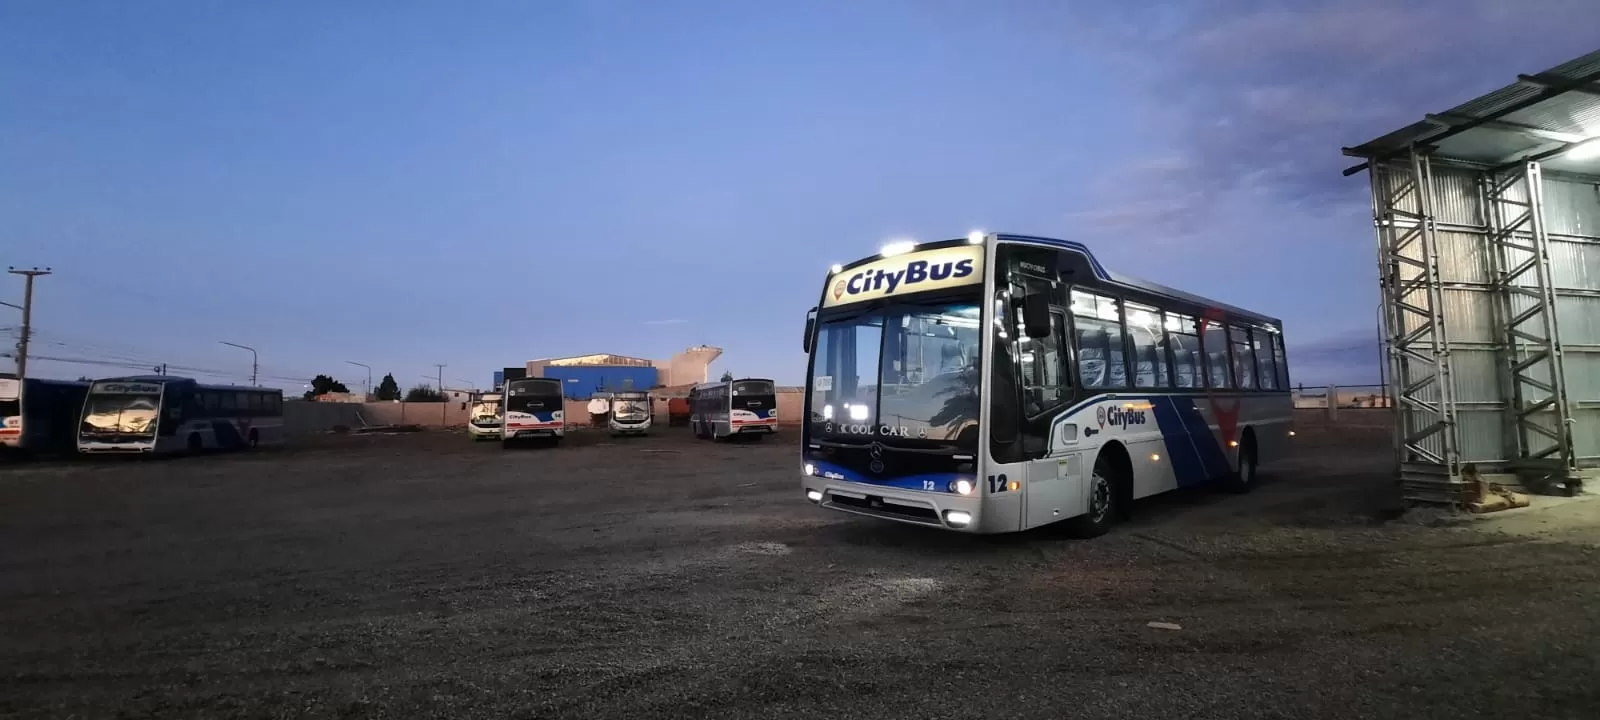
[{"x1": 822, "y1": 489, "x2": 941, "y2": 525}]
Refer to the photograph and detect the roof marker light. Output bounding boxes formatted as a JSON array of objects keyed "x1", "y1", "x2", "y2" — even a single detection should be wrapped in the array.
[
  {"x1": 880, "y1": 240, "x2": 916, "y2": 258},
  {"x1": 830, "y1": 263, "x2": 843, "y2": 274},
  {"x1": 967, "y1": 231, "x2": 985, "y2": 244}
]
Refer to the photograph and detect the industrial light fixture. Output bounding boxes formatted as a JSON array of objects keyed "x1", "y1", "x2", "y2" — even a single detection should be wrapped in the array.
[{"x1": 1566, "y1": 137, "x2": 1600, "y2": 161}]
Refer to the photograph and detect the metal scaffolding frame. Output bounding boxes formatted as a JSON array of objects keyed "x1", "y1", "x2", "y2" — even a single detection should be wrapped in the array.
[
  {"x1": 1483, "y1": 162, "x2": 1575, "y2": 479},
  {"x1": 1371, "y1": 152, "x2": 1461, "y2": 495},
  {"x1": 1345, "y1": 50, "x2": 1600, "y2": 504}
]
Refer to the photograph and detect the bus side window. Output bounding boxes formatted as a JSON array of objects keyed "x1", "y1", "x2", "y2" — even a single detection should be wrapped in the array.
[
  {"x1": 1201, "y1": 321, "x2": 1233, "y2": 389},
  {"x1": 1254, "y1": 329, "x2": 1278, "y2": 390},
  {"x1": 1231, "y1": 325, "x2": 1257, "y2": 390}
]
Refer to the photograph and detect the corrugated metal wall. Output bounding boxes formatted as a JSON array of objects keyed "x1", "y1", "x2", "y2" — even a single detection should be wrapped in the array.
[
  {"x1": 539, "y1": 366, "x2": 659, "y2": 400},
  {"x1": 1385, "y1": 164, "x2": 1600, "y2": 467}
]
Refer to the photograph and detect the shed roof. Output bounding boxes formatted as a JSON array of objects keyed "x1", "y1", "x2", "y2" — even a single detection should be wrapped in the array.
[{"x1": 1342, "y1": 50, "x2": 1600, "y2": 176}]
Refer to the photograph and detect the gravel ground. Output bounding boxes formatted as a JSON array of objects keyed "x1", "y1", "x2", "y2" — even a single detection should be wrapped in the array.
[{"x1": 2, "y1": 422, "x2": 1598, "y2": 719}]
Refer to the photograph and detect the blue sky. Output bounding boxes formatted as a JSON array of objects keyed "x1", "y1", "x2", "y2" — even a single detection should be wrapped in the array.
[{"x1": 2, "y1": 0, "x2": 1595, "y2": 391}]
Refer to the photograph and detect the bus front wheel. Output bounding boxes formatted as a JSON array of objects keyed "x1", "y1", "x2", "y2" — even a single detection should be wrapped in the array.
[
  {"x1": 187, "y1": 433, "x2": 204, "y2": 454},
  {"x1": 1065, "y1": 450, "x2": 1125, "y2": 538}
]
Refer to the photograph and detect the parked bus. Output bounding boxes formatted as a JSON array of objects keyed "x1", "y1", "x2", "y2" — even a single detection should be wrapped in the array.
[
  {"x1": 799, "y1": 233, "x2": 1292, "y2": 536},
  {"x1": 77, "y1": 376, "x2": 285, "y2": 454},
  {"x1": 467, "y1": 391, "x2": 503, "y2": 441},
  {"x1": 502, "y1": 377, "x2": 564, "y2": 446},
  {"x1": 690, "y1": 378, "x2": 778, "y2": 441},
  {"x1": 607, "y1": 390, "x2": 652, "y2": 437},
  {"x1": 1, "y1": 377, "x2": 91, "y2": 457}
]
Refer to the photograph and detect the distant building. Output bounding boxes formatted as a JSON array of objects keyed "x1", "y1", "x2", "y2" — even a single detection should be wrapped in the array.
[{"x1": 525, "y1": 345, "x2": 722, "y2": 400}]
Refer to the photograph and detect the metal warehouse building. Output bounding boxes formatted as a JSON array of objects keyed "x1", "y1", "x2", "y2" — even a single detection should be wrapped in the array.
[
  {"x1": 1342, "y1": 49, "x2": 1600, "y2": 503},
  {"x1": 523, "y1": 345, "x2": 723, "y2": 400}
]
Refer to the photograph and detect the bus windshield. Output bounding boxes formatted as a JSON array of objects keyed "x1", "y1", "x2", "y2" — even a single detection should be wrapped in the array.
[
  {"x1": 732, "y1": 381, "x2": 775, "y2": 412},
  {"x1": 81, "y1": 393, "x2": 161, "y2": 437},
  {"x1": 505, "y1": 381, "x2": 561, "y2": 413},
  {"x1": 809, "y1": 301, "x2": 981, "y2": 447},
  {"x1": 470, "y1": 399, "x2": 501, "y2": 422}
]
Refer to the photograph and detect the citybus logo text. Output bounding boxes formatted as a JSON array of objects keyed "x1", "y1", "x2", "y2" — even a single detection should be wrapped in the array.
[
  {"x1": 834, "y1": 258, "x2": 975, "y2": 300},
  {"x1": 1097, "y1": 405, "x2": 1148, "y2": 429}
]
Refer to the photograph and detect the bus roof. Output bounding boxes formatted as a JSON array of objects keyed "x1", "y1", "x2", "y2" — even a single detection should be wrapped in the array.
[
  {"x1": 692, "y1": 378, "x2": 774, "y2": 392},
  {"x1": 996, "y1": 234, "x2": 1282, "y2": 326},
  {"x1": 89, "y1": 376, "x2": 282, "y2": 394}
]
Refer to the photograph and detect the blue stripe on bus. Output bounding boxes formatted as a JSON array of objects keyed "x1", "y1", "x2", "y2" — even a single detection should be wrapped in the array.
[
  {"x1": 1173, "y1": 397, "x2": 1232, "y2": 479},
  {"x1": 1148, "y1": 397, "x2": 1208, "y2": 487},
  {"x1": 531, "y1": 411, "x2": 558, "y2": 423},
  {"x1": 811, "y1": 460, "x2": 973, "y2": 494}
]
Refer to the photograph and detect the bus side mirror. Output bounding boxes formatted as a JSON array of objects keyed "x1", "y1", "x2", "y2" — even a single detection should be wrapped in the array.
[
  {"x1": 1022, "y1": 292, "x2": 1051, "y2": 339},
  {"x1": 803, "y1": 307, "x2": 817, "y2": 353}
]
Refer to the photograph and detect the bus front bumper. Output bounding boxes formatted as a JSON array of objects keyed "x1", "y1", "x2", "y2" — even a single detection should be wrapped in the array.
[{"x1": 800, "y1": 475, "x2": 992, "y2": 533}]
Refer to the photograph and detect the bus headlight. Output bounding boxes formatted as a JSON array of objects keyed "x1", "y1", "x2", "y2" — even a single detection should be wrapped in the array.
[
  {"x1": 944, "y1": 510, "x2": 973, "y2": 527},
  {"x1": 803, "y1": 463, "x2": 816, "y2": 476},
  {"x1": 949, "y1": 479, "x2": 974, "y2": 496},
  {"x1": 806, "y1": 489, "x2": 823, "y2": 503}
]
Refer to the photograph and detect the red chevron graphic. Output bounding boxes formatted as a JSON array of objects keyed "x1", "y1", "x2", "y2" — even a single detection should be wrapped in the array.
[{"x1": 1199, "y1": 309, "x2": 1241, "y2": 450}]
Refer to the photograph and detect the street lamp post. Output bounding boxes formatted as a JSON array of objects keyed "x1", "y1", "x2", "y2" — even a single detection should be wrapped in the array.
[
  {"x1": 219, "y1": 341, "x2": 257, "y2": 386},
  {"x1": 346, "y1": 360, "x2": 373, "y2": 400}
]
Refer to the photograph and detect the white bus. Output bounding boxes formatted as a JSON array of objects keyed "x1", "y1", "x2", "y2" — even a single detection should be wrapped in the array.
[
  {"x1": 689, "y1": 378, "x2": 778, "y2": 441},
  {"x1": 78, "y1": 376, "x2": 285, "y2": 454},
  {"x1": 1, "y1": 377, "x2": 90, "y2": 457},
  {"x1": 800, "y1": 233, "x2": 1292, "y2": 536},
  {"x1": 467, "y1": 391, "x2": 503, "y2": 441},
  {"x1": 607, "y1": 390, "x2": 653, "y2": 437},
  {"x1": 502, "y1": 378, "x2": 565, "y2": 446}
]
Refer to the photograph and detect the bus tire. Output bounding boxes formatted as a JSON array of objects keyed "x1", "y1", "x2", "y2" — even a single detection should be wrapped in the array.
[
  {"x1": 1221, "y1": 429, "x2": 1258, "y2": 494},
  {"x1": 1065, "y1": 448, "x2": 1126, "y2": 538},
  {"x1": 187, "y1": 433, "x2": 204, "y2": 454},
  {"x1": 247, "y1": 429, "x2": 260, "y2": 449}
]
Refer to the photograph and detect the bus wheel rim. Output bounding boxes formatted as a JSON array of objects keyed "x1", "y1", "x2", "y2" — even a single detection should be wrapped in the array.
[{"x1": 1089, "y1": 473, "x2": 1111, "y2": 523}]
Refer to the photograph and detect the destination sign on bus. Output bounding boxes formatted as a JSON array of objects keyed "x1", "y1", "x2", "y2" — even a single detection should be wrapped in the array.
[
  {"x1": 90, "y1": 382, "x2": 163, "y2": 395},
  {"x1": 823, "y1": 245, "x2": 983, "y2": 309}
]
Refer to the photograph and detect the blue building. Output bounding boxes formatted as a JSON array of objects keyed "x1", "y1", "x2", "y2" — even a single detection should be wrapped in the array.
[{"x1": 523, "y1": 348, "x2": 721, "y2": 400}]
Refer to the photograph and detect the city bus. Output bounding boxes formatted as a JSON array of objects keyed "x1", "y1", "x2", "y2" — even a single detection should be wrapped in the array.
[
  {"x1": 502, "y1": 377, "x2": 565, "y2": 446},
  {"x1": 77, "y1": 376, "x2": 285, "y2": 454},
  {"x1": 467, "y1": 390, "x2": 503, "y2": 441},
  {"x1": 799, "y1": 233, "x2": 1292, "y2": 536},
  {"x1": 690, "y1": 378, "x2": 778, "y2": 441},
  {"x1": 0, "y1": 377, "x2": 90, "y2": 458},
  {"x1": 607, "y1": 390, "x2": 653, "y2": 437}
]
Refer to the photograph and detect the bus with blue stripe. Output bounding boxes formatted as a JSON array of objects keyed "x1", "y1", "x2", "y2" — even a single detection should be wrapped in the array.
[
  {"x1": 502, "y1": 378, "x2": 565, "y2": 446},
  {"x1": 799, "y1": 233, "x2": 1292, "y2": 536},
  {"x1": 77, "y1": 376, "x2": 284, "y2": 455}
]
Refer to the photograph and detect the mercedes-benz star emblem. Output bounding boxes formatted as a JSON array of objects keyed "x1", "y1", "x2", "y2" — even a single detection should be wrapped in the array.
[{"x1": 870, "y1": 442, "x2": 884, "y2": 460}]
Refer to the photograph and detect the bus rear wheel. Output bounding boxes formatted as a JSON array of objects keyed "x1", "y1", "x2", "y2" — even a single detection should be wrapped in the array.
[
  {"x1": 1221, "y1": 431, "x2": 1258, "y2": 494},
  {"x1": 187, "y1": 433, "x2": 204, "y2": 454}
]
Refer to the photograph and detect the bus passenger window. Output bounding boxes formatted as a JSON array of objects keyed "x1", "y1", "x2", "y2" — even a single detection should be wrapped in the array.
[
  {"x1": 1201, "y1": 321, "x2": 1233, "y2": 389},
  {"x1": 1255, "y1": 330, "x2": 1279, "y2": 390},
  {"x1": 1126, "y1": 303, "x2": 1164, "y2": 388},
  {"x1": 1231, "y1": 326, "x2": 1258, "y2": 390},
  {"x1": 1072, "y1": 291, "x2": 1126, "y2": 389},
  {"x1": 1164, "y1": 312, "x2": 1200, "y2": 389}
]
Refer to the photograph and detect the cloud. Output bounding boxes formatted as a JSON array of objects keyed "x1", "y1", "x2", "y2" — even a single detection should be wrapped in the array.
[
  {"x1": 643, "y1": 318, "x2": 687, "y2": 326},
  {"x1": 1054, "y1": 0, "x2": 1599, "y2": 244}
]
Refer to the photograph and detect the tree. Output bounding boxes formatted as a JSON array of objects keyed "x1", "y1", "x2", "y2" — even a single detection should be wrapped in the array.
[
  {"x1": 303, "y1": 374, "x2": 351, "y2": 401},
  {"x1": 720, "y1": 370, "x2": 734, "y2": 382},
  {"x1": 376, "y1": 373, "x2": 401, "y2": 401},
  {"x1": 405, "y1": 383, "x2": 444, "y2": 402}
]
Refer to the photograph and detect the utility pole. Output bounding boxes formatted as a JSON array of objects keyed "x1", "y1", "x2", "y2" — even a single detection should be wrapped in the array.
[
  {"x1": 7, "y1": 267, "x2": 52, "y2": 381},
  {"x1": 219, "y1": 341, "x2": 258, "y2": 386},
  {"x1": 345, "y1": 360, "x2": 372, "y2": 400},
  {"x1": 433, "y1": 363, "x2": 447, "y2": 425}
]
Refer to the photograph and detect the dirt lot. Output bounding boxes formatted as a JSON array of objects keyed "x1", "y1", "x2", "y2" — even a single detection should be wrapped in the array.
[{"x1": 3, "y1": 421, "x2": 1599, "y2": 719}]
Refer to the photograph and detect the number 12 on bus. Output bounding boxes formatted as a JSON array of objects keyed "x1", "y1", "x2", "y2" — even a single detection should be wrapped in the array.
[{"x1": 799, "y1": 233, "x2": 1293, "y2": 537}]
